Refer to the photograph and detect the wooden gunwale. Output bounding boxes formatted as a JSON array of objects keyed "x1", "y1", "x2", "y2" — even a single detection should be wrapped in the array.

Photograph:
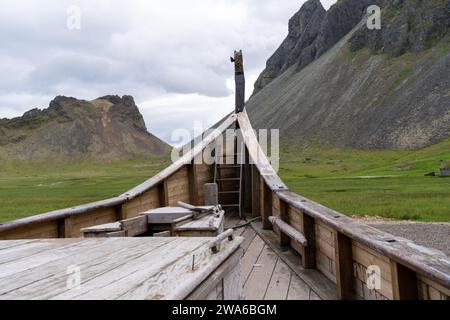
[
  {"x1": 0, "y1": 113, "x2": 237, "y2": 234},
  {"x1": 237, "y1": 110, "x2": 450, "y2": 291}
]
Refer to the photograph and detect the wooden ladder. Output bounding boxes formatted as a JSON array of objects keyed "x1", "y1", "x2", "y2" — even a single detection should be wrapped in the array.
[{"x1": 214, "y1": 142, "x2": 244, "y2": 219}]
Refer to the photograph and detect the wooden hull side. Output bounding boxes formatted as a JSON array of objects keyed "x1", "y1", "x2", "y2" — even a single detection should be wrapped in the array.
[{"x1": 0, "y1": 110, "x2": 449, "y2": 300}]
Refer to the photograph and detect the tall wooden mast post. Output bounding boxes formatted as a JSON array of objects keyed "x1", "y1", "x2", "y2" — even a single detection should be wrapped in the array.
[{"x1": 231, "y1": 50, "x2": 245, "y2": 113}]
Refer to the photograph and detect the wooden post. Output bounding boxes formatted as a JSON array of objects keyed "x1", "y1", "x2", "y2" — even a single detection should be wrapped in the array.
[
  {"x1": 334, "y1": 232, "x2": 354, "y2": 300},
  {"x1": 64, "y1": 217, "x2": 73, "y2": 238},
  {"x1": 251, "y1": 165, "x2": 261, "y2": 218},
  {"x1": 188, "y1": 163, "x2": 199, "y2": 206},
  {"x1": 243, "y1": 147, "x2": 252, "y2": 213},
  {"x1": 278, "y1": 200, "x2": 290, "y2": 247},
  {"x1": 57, "y1": 219, "x2": 65, "y2": 238},
  {"x1": 158, "y1": 181, "x2": 169, "y2": 207},
  {"x1": 260, "y1": 177, "x2": 272, "y2": 230},
  {"x1": 204, "y1": 183, "x2": 219, "y2": 206},
  {"x1": 231, "y1": 50, "x2": 245, "y2": 113},
  {"x1": 390, "y1": 261, "x2": 419, "y2": 300},
  {"x1": 301, "y1": 212, "x2": 316, "y2": 269},
  {"x1": 115, "y1": 204, "x2": 125, "y2": 221}
]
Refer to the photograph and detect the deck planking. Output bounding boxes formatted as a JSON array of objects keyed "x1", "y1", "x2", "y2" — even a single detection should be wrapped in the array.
[
  {"x1": 0, "y1": 237, "x2": 243, "y2": 300},
  {"x1": 237, "y1": 221, "x2": 338, "y2": 300}
]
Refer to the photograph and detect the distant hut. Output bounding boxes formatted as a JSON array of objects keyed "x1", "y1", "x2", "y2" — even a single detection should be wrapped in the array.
[{"x1": 440, "y1": 161, "x2": 450, "y2": 177}]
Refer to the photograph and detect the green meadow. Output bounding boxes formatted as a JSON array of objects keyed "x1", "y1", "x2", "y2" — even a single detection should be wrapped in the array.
[
  {"x1": 0, "y1": 158, "x2": 169, "y2": 223},
  {"x1": 279, "y1": 139, "x2": 450, "y2": 222},
  {"x1": 1, "y1": 138, "x2": 450, "y2": 223}
]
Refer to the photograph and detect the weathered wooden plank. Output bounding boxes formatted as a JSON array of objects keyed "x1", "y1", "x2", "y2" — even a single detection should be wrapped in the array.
[
  {"x1": 0, "y1": 239, "x2": 78, "y2": 266},
  {"x1": 353, "y1": 261, "x2": 392, "y2": 300},
  {"x1": 287, "y1": 273, "x2": 310, "y2": 300},
  {"x1": 81, "y1": 222, "x2": 122, "y2": 234},
  {"x1": 268, "y1": 216, "x2": 307, "y2": 247},
  {"x1": 334, "y1": 232, "x2": 354, "y2": 300},
  {"x1": 251, "y1": 221, "x2": 338, "y2": 300},
  {"x1": 0, "y1": 239, "x2": 129, "y2": 295},
  {"x1": 0, "y1": 239, "x2": 94, "y2": 280},
  {"x1": 188, "y1": 249, "x2": 242, "y2": 300},
  {"x1": 417, "y1": 275, "x2": 450, "y2": 298},
  {"x1": 301, "y1": 212, "x2": 316, "y2": 269},
  {"x1": 264, "y1": 258, "x2": 291, "y2": 300},
  {"x1": 158, "y1": 181, "x2": 169, "y2": 207},
  {"x1": 204, "y1": 183, "x2": 218, "y2": 206},
  {"x1": 278, "y1": 200, "x2": 290, "y2": 247},
  {"x1": 0, "y1": 238, "x2": 171, "y2": 299},
  {"x1": 352, "y1": 242, "x2": 391, "y2": 282},
  {"x1": 120, "y1": 216, "x2": 148, "y2": 237},
  {"x1": 243, "y1": 245, "x2": 278, "y2": 300},
  {"x1": 188, "y1": 163, "x2": 199, "y2": 206},
  {"x1": 251, "y1": 165, "x2": 261, "y2": 218},
  {"x1": 49, "y1": 238, "x2": 194, "y2": 300},
  {"x1": 261, "y1": 178, "x2": 272, "y2": 230},
  {"x1": 117, "y1": 237, "x2": 243, "y2": 300},
  {"x1": 390, "y1": 261, "x2": 418, "y2": 300},
  {"x1": 241, "y1": 235, "x2": 265, "y2": 284},
  {"x1": 240, "y1": 227, "x2": 257, "y2": 253}
]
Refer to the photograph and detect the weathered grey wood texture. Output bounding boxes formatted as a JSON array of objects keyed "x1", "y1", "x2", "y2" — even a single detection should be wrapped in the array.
[{"x1": 0, "y1": 236, "x2": 243, "y2": 300}]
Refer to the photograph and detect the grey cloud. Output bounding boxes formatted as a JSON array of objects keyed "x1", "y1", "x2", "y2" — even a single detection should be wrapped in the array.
[{"x1": 0, "y1": 0, "x2": 336, "y2": 143}]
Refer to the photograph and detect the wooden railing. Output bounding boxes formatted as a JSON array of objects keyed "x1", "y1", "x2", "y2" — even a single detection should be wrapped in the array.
[
  {"x1": 0, "y1": 110, "x2": 448, "y2": 300},
  {"x1": 237, "y1": 110, "x2": 450, "y2": 300}
]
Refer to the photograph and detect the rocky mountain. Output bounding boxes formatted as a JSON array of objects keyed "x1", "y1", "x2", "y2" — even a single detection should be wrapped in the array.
[
  {"x1": 248, "y1": 0, "x2": 450, "y2": 150},
  {"x1": 0, "y1": 95, "x2": 170, "y2": 162}
]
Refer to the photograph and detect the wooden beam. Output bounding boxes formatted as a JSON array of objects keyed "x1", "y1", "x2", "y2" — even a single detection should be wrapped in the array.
[
  {"x1": 334, "y1": 232, "x2": 354, "y2": 300},
  {"x1": 120, "y1": 216, "x2": 148, "y2": 237},
  {"x1": 268, "y1": 216, "x2": 307, "y2": 247},
  {"x1": 251, "y1": 165, "x2": 261, "y2": 218},
  {"x1": 390, "y1": 261, "x2": 419, "y2": 300},
  {"x1": 188, "y1": 163, "x2": 199, "y2": 206},
  {"x1": 158, "y1": 181, "x2": 169, "y2": 207},
  {"x1": 301, "y1": 212, "x2": 316, "y2": 269},
  {"x1": 260, "y1": 177, "x2": 272, "y2": 230},
  {"x1": 278, "y1": 200, "x2": 290, "y2": 246}
]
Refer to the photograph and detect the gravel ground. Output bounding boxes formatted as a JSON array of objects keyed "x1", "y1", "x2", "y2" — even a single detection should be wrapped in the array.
[{"x1": 365, "y1": 221, "x2": 450, "y2": 256}]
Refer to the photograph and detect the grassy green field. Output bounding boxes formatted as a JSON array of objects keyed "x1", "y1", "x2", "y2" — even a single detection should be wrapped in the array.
[
  {"x1": 1, "y1": 138, "x2": 450, "y2": 223},
  {"x1": 279, "y1": 139, "x2": 450, "y2": 222},
  {"x1": 0, "y1": 158, "x2": 169, "y2": 223}
]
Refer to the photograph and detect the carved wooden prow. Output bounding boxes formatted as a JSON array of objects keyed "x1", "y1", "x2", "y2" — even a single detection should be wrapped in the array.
[{"x1": 231, "y1": 50, "x2": 245, "y2": 113}]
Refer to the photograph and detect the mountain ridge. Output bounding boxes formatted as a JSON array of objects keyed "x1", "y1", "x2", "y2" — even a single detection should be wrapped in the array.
[
  {"x1": 0, "y1": 95, "x2": 170, "y2": 162},
  {"x1": 247, "y1": 0, "x2": 450, "y2": 150}
]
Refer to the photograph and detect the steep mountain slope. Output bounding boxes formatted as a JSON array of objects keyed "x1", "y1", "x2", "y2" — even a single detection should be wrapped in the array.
[
  {"x1": 254, "y1": 0, "x2": 374, "y2": 93},
  {"x1": 248, "y1": 0, "x2": 450, "y2": 150},
  {"x1": 0, "y1": 95, "x2": 170, "y2": 161}
]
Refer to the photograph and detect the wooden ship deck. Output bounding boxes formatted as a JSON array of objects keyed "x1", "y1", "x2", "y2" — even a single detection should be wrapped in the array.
[{"x1": 0, "y1": 52, "x2": 449, "y2": 300}]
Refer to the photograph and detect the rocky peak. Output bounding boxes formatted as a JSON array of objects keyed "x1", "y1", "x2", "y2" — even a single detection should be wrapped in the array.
[
  {"x1": 253, "y1": 0, "x2": 373, "y2": 94},
  {"x1": 0, "y1": 95, "x2": 169, "y2": 161},
  {"x1": 349, "y1": 0, "x2": 450, "y2": 57}
]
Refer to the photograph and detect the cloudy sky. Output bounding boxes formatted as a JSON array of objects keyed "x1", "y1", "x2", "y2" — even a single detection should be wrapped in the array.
[{"x1": 0, "y1": 0, "x2": 336, "y2": 146}]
